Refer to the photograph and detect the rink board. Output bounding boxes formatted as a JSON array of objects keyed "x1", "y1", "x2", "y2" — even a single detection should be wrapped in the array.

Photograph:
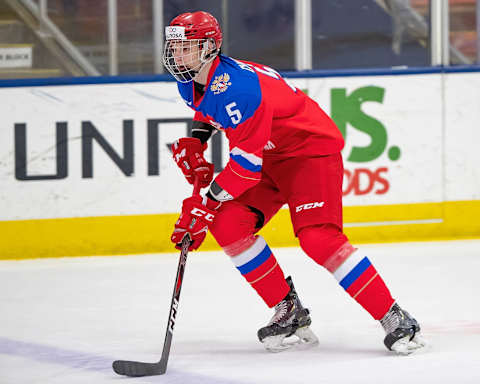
[
  {"x1": 1, "y1": 70, "x2": 480, "y2": 259},
  {"x1": 1, "y1": 200, "x2": 479, "y2": 260}
]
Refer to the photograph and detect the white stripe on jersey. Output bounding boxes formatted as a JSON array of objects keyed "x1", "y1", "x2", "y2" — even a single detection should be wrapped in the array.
[{"x1": 230, "y1": 147, "x2": 262, "y2": 166}]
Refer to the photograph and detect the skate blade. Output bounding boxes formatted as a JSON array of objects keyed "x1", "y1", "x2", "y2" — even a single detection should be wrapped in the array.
[
  {"x1": 294, "y1": 326, "x2": 319, "y2": 345},
  {"x1": 262, "y1": 327, "x2": 319, "y2": 353},
  {"x1": 263, "y1": 334, "x2": 291, "y2": 353},
  {"x1": 391, "y1": 333, "x2": 428, "y2": 355}
]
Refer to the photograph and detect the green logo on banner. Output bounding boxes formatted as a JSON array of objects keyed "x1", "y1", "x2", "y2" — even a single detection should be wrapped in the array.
[{"x1": 331, "y1": 86, "x2": 400, "y2": 163}]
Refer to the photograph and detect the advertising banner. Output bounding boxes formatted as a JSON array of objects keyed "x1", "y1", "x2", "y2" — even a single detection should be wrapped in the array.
[
  {"x1": 309, "y1": 75, "x2": 443, "y2": 207},
  {"x1": 0, "y1": 74, "x2": 447, "y2": 221},
  {"x1": 0, "y1": 71, "x2": 479, "y2": 258},
  {"x1": 0, "y1": 46, "x2": 32, "y2": 68}
]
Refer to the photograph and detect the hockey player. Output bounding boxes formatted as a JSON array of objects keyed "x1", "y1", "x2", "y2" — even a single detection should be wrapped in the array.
[{"x1": 165, "y1": 11, "x2": 426, "y2": 354}]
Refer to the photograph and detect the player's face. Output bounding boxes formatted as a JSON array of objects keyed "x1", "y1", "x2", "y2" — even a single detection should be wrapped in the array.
[
  {"x1": 169, "y1": 40, "x2": 202, "y2": 71},
  {"x1": 163, "y1": 38, "x2": 216, "y2": 83}
]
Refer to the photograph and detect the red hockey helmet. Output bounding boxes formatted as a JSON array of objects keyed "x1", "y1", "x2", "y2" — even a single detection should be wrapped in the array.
[
  {"x1": 163, "y1": 11, "x2": 223, "y2": 83},
  {"x1": 169, "y1": 11, "x2": 222, "y2": 48}
]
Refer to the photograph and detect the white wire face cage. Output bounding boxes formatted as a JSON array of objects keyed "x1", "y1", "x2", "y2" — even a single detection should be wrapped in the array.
[{"x1": 163, "y1": 39, "x2": 218, "y2": 83}]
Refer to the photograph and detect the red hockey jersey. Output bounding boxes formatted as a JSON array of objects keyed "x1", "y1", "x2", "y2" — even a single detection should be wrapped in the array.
[{"x1": 177, "y1": 55, "x2": 344, "y2": 199}]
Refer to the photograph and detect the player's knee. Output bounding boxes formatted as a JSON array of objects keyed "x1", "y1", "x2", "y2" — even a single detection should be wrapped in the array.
[
  {"x1": 298, "y1": 224, "x2": 349, "y2": 266},
  {"x1": 209, "y1": 202, "x2": 258, "y2": 248}
]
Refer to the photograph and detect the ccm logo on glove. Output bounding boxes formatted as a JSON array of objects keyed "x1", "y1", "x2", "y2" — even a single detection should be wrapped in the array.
[
  {"x1": 171, "y1": 138, "x2": 214, "y2": 188},
  {"x1": 171, "y1": 195, "x2": 221, "y2": 251},
  {"x1": 190, "y1": 207, "x2": 215, "y2": 222},
  {"x1": 174, "y1": 148, "x2": 186, "y2": 163}
]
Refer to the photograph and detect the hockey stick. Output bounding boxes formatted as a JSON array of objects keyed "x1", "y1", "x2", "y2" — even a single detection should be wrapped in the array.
[{"x1": 112, "y1": 179, "x2": 201, "y2": 377}]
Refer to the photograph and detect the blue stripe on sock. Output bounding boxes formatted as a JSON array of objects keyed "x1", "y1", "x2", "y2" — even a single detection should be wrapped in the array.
[
  {"x1": 339, "y1": 257, "x2": 371, "y2": 290},
  {"x1": 237, "y1": 245, "x2": 272, "y2": 275}
]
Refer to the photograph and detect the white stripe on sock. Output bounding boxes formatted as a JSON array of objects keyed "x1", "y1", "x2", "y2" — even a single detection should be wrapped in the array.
[
  {"x1": 230, "y1": 236, "x2": 267, "y2": 267},
  {"x1": 333, "y1": 250, "x2": 365, "y2": 282}
]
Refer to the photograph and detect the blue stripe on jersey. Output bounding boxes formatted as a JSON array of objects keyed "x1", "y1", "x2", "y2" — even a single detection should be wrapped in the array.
[
  {"x1": 339, "y1": 257, "x2": 371, "y2": 290},
  {"x1": 237, "y1": 244, "x2": 272, "y2": 275},
  {"x1": 230, "y1": 153, "x2": 262, "y2": 173}
]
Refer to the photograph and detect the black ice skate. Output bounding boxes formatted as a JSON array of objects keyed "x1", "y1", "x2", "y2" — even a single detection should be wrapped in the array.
[
  {"x1": 257, "y1": 276, "x2": 319, "y2": 352},
  {"x1": 380, "y1": 303, "x2": 427, "y2": 355}
]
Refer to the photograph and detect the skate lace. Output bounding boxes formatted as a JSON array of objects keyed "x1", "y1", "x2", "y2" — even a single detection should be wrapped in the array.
[
  {"x1": 270, "y1": 300, "x2": 289, "y2": 325},
  {"x1": 380, "y1": 304, "x2": 406, "y2": 334}
]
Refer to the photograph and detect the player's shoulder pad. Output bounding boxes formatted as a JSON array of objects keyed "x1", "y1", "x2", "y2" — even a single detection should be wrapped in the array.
[{"x1": 204, "y1": 55, "x2": 262, "y2": 129}]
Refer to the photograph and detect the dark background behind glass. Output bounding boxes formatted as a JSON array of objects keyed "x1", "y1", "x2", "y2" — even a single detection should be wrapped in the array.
[
  {"x1": 1, "y1": 0, "x2": 478, "y2": 79},
  {"x1": 311, "y1": 0, "x2": 430, "y2": 70}
]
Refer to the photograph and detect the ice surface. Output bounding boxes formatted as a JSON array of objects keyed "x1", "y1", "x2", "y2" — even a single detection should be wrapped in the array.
[{"x1": 1, "y1": 240, "x2": 479, "y2": 384}]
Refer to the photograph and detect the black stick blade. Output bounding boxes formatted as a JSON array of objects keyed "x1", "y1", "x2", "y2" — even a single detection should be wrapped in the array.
[{"x1": 112, "y1": 359, "x2": 166, "y2": 377}]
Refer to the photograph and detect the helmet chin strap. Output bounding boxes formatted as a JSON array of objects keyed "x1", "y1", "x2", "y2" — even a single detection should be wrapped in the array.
[
  {"x1": 191, "y1": 63, "x2": 209, "y2": 82},
  {"x1": 192, "y1": 42, "x2": 219, "y2": 83},
  {"x1": 176, "y1": 62, "x2": 203, "y2": 82},
  {"x1": 183, "y1": 67, "x2": 199, "y2": 81}
]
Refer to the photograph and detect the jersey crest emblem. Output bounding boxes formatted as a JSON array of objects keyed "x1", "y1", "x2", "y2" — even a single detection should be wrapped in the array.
[{"x1": 210, "y1": 73, "x2": 232, "y2": 94}]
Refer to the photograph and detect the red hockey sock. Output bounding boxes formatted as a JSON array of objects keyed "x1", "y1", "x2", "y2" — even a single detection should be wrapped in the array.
[
  {"x1": 209, "y1": 202, "x2": 289, "y2": 307},
  {"x1": 223, "y1": 235, "x2": 290, "y2": 308},
  {"x1": 299, "y1": 225, "x2": 394, "y2": 320}
]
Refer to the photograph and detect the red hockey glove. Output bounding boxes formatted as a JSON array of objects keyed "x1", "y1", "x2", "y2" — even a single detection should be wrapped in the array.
[
  {"x1": 171, "y1": 195, "x2": 221, "y2": 251},
  {"x1": 171, "y1": 138, "x2": 214, "y2": 188}
]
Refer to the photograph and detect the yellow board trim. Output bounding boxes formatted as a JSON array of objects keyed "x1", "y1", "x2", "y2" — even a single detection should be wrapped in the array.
[
  {"x1": 0, "y1": 44, "x2": 33, "y2": 48},
  {"x1": 1, "y1": 200, "x2": 479, "y2": 260}
]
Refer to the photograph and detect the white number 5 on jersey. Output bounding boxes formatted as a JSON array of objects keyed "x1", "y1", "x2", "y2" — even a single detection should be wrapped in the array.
[{"x1": 225, "y1": 102, "x2": 242, "y2": 125}]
